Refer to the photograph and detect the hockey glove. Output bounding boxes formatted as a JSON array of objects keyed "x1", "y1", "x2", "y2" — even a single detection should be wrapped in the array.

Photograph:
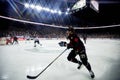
[
  {"x1": 67, "y1": 44, "x2": 73, "y2": 49},
  {"x1": 58, "y1": 41, "x2": 67, "y2": 47}
]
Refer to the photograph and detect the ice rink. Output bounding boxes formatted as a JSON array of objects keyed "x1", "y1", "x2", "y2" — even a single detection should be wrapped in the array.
[{"x1": 0, "y1": 38, "x2": 120, "y2": 80}]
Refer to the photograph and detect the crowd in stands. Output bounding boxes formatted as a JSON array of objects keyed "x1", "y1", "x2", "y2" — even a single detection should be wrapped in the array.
[
  {"x1": 0, "y1": 26, "x2": 120, "y2": 39},
  {"x1": 0, "y1": 26, "x2": 66, "y2": 39}
]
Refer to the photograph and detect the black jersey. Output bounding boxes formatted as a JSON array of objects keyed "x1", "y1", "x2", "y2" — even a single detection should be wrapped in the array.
[
  {"x1": 13, "y1": 36, "x2": 18, "y2": 41},
  {"x1": 67, "y1": 34, "x2": 85, "y2": 51}
]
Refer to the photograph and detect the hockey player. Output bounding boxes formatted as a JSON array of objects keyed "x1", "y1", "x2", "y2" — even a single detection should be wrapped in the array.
[
  {"x1": 12, "y1": 36, "x2": 18, "y2": 44},
  {"x1": 59, "y1": 27, "x2": 95, "y2": 78},
  {"x1": 6, "y1": 36, "x2": 12, "y2": 45},
  {"x1": 34, "y1": 36, "x2": 42, "y2": 47}
]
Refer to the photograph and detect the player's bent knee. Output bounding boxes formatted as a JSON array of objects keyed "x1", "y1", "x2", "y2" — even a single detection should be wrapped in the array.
[
  {"x1": 82, "y1": 60, "x2": 88, "y2": 66},
  {"x1": 67, "y1": 57, "x2": 71, "y2": 61}
]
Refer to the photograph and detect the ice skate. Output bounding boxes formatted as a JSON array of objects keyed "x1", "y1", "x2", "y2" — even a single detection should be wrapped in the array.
[
  {"x1": 40, "y1": 44, "x2": 42, "y2": 46},
  {"x1": 77, "y1": 61, "x2": 82, "y2": 69},
  {"x1": 34, "y1": 45, "x2": 36, "y2": 47},
  {"x1": 89, "y1": 70, "x2": 95, "y2": 78}
]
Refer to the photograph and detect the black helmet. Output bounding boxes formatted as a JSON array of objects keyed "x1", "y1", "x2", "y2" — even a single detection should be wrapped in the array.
[{"x1": 67, "y1": 26, "x2": 75, "y2": 33}]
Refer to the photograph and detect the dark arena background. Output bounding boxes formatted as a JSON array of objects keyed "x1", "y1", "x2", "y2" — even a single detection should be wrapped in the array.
[
  {"x1": 0, "y1": 0, "x2": 120, "y2": 38},
  {"x1": 0, "y1": 0, "x2": 120, "y2": 80}
]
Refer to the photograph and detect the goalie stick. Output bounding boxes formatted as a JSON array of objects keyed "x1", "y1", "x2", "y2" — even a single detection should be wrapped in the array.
[{"x1": 27, "y1": 48, "x2": 67, "y2": 79}]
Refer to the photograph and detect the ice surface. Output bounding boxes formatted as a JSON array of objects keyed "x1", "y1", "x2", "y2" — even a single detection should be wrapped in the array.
[{"x1": 0, "y1": 38, "x2": 120, "y2": 80}]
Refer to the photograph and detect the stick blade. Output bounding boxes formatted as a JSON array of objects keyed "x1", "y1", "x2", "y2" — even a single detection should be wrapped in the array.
[{"x1": 27, "y1": 75, "x2": 37, "y2": 79}]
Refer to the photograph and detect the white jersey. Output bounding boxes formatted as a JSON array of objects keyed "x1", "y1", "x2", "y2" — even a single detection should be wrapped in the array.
[
  {"x1": 34, "y1": 37, "x2": 42, "y2": 47},
  {"x1": 34, "y1": 37, "x2": 39, "y2": 41}
]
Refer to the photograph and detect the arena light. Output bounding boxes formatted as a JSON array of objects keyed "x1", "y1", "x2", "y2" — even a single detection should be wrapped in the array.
[
  {"x1": 58, "y1": 11, "x2": 62, "y2": 15},
  {"x1": 67, "y1": 8, "x2": 70, "y2": 11},
  {"x1": 65, "y1": 8, "x2": 70, "y2": 15},
  {"x1": 24, "y1": 3, "x2": 29, "y2": 8},
  {"x1": 24, "y1": 3, "x2": 63, "y2": 15},
  {"x1": 53, "y1": 10, "x2": 57, "y2": 13},
  {"x1": 50, "y1": 10, "x2": 55, "y2": 13},
  {"x1": 35, "y1": 5, "x2": 42, "y2": 11},
  {"x1": 44, "y1": 7, "x2": 50, "y2": 12},
  {"x1": 30, "y1": 4, "x2": 35, "y2": 9},
  {"x1": 65, "y1": 12, "x2": 68, "y2": 15}
]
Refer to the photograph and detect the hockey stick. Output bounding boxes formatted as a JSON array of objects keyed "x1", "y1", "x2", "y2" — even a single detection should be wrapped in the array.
[{"x1": 27, "y1": 48, "x2": 67, "y2": 79}]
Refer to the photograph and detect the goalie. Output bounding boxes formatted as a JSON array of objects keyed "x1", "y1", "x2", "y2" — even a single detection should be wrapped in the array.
[{"x1": 59, "y1": 27, "x2": 95, "y2": 78}]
